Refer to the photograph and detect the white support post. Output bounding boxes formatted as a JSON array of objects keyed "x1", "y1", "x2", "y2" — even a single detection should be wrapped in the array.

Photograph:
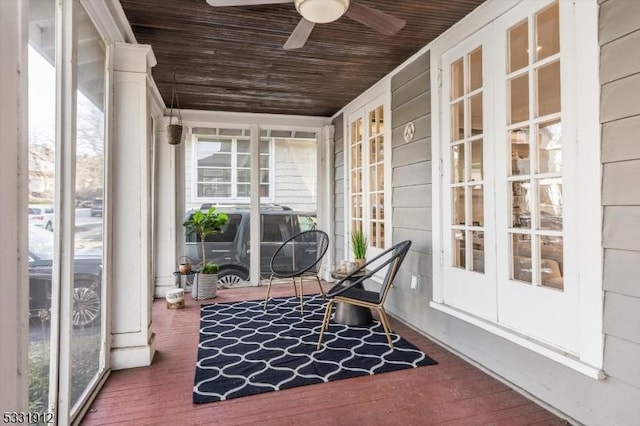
[
  {"x1": 0, "y1": 0, "x2": 29, "y2": 413},
  {"x1": 249, "y1": 124, "x2": 261, "y2": 285},
  {"x1": 154, "y1": 116, "x2": 183, "y2": 297},
  {"x1": 317, "y1": 124, "x2": 335, "y2": 280},
  {"x1": 109, "y1": 42, "x2": 157, "y2": 369}
]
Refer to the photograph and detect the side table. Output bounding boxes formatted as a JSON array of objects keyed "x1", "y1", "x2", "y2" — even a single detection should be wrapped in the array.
[
  {"x1": 330, "y1": 269, "x2": 373, "y2": 326},
  {"x1": 173, "y1": 270, "x2": 195, "y2": 291}
]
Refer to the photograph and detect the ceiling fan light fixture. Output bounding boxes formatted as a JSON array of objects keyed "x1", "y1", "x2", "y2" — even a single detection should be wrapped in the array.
[{"x1": 294, "y1": 0, "x2": 350, "y2": 24}]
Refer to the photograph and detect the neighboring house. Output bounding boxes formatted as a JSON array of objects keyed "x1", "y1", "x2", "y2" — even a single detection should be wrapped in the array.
[
  {"x1": 184, "y1": 127, "x2": 318, "y2": 212},
  {"x1": 332, "y1": 1, "x2": 639, "y2": 425}
]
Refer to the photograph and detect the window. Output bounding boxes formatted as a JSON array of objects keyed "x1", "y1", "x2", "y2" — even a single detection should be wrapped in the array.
[
  {"x1": 27, "y1": 0, "x2": 109, "y2": 419},
  {"x1": 347, "y1": 98, "x2": 390, "y2": 259},
  {"x1": 195, "y1": 134, "x2": 271, "y2": 200},
  {"x1": 434, "y1": 0, "x2": 602, "y2": 374}
]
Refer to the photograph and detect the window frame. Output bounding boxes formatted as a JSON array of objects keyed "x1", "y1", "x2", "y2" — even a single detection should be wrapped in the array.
[
  {"x1": 430, "y1": 0, "x2": 603, "y2": 378},
  {"x1": 192, "y1": 134, "x2": 274, "y2": 202}
]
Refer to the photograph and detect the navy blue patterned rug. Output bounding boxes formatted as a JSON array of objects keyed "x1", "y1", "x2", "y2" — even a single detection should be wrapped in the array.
[{"x1": 193, "y1": 294, "x2": 437, "y2": 403}]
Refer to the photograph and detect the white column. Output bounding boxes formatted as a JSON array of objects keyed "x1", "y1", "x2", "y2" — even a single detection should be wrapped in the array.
[
  {"x1": 0, "y1": 0, "x2": 29, "y2": 412},
  {"x1": 154, "y1": 116, "x2": 184, "y2": 297},
  {"x1": 317, "y1": 124, "x2": 335, "y2": 280},
  {"x1": 110, "y1": 42, "x2": 157, "y2": 369},
  {"x1": 249, "y1": 124, "x2": 261, "y2": 285}
]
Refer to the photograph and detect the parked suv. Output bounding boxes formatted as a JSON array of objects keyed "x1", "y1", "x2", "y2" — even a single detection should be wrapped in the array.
[{"x1": 183, "y1": 204, "x2": 317, "y2": 286}]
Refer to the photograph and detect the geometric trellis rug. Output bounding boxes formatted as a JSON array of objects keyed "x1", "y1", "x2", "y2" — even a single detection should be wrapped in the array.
[{"x1": 193, "y1": 294, "x2": 437, "y2": 404}]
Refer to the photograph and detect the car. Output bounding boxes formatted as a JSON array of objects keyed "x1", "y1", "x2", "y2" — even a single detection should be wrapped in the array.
[
  {"x1": 28, "y1": 225, "x2": 103, "y2": 327},
  {"x1": 183, "y1": 204, "x2": 317, "y2": 287},
  {"x1": 77, "y1": 200, "x2": 93, "y2": 208},
  {"x1": 90, "y1": 198, "x2": 103, "y2": 217},
  {"x1": 28, "y1": 204, "x2": 54, "y2": 231}
]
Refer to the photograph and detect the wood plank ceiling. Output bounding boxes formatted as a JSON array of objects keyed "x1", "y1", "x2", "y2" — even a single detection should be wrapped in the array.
[{"x1": 119, "y1": 0, "x2": 486, "y2": 117}]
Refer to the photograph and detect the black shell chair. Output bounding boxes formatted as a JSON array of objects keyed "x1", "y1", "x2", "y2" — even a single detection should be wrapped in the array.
[
  {"x1": 264, "y1": 229, "x2": 329, "y2": 313},
  {"x1": 317, "y1": 240, "x2": 412, "y2": 349}
]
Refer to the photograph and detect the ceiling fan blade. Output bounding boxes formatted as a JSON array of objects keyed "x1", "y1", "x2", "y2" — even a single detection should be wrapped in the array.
[
  {"x1": 283, "y1": 18, "x2": 315, "y2": 50},
  {"x1": 345, "y1": 1, "x2": 406, "y2": 36},
  {"x1": 206, "y1": 0, "x2": 292, "y2": 7}
]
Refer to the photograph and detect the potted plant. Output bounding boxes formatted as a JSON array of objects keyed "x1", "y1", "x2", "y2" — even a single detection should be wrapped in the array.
[
  {"x1": 183, "y1": 207, "x2": 228, "y2": 299},
  {"x1": 351, "y1": 229, "x2": 368, "y2": 269}
]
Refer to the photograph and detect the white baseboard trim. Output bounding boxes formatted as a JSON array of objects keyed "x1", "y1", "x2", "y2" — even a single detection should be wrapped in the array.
[{"x1": 110, "y1": 332, "x2": 156, "y2": 370}]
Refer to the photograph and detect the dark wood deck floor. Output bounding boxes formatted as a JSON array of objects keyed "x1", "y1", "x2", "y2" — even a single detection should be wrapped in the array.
[{"x1": 82, "y1": 283, "x2": 567, "y2": 425}]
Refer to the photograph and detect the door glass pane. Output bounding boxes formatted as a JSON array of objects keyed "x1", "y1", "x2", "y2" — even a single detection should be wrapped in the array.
[
  {"x1": 28, "y1": 0, "x2": 56, "y2": 412},
  {"x1": 377, "y1": 106, "x2": 384, "y2": 134},
  {"x1": 538, "y1": 178, "x2": 563, "y2": 231},
  {"x1": 469, "y1": 93, "x2": 483, "y2": 136},
  {"x1": 353, "y1": 170, "x2": 361, "y2": 193},
  {"x1": 537, "y1": 60, "x2": 561, "y2": 117},
  {"x1": 377, "y1": 135, "x2": 384, "y2": 162},
  {"x1": 540, "y1": 235, "x2": 564, "y2": 289},
  {"x1": 451, "y1": 59, "x2": 464, "y2": 99},
  {"x1": 377, "y1": 164, "x2": 384, "y2": 190},
  {"x1": 536, "y1": 2, "x2": 560, "y2": 61},
  {"x1": 72, "y1": 0, "x2": 105, "y2": 410},
  {"x1": 509, "y1": 128, "x2": 530, "y2": 176},
  {"x1": 472, "y1": 231, "x2": 485, "y2": 273},
  {"x1": 509, "y1": 74, "x2": 529, "y2": 124},
  {"x1": 471, "y1": 185, "x2": 484, "y2": 226},
  {"x1": 369, "y1": 138, "x2": 377, "y2": 163},
  {"x1": 469, "y1": 48, "x2": 483, "y2": 92},
  {"x1": 508, "y1": 20, "x2": 529, "y2": 73},
  {"x1": 369, "y1": 110, "x2": 376, "y2": 136},
  {"x1": 451, "y1": 101, "x2": 465, "y2": 141},
  {"x1": 512, "y1": 181, "x2": 531, "y2": 229},
  {"x1": 453, "y1": 230, "x2": 466, "y2": 269},
  {"x1": 370, "y1": 222, "x2": 377, "y2": 247},
  {"x1": 512, "y1": 233, "x2": 532, "y2": 284},
  {"x1": 470, "y1": 140, "x2": 483, "y2": 181},
  {"x1": 453, "y1": 187, "x2": 466, "y2": 225},
  {"x1": 451, "y1": 144, "x2": 465, "y2": 183},
  {"x1": 538, "y1": 120, "x2": 562, "y2": 174}
]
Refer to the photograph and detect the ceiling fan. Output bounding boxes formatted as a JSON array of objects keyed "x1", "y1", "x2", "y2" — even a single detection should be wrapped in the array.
[{"x1": 205, "y1": 0, "x2": 406, "y2": 50}]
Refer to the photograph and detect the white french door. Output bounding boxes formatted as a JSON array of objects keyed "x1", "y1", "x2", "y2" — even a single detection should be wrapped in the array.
[
  {"x1": 347, "y1": 96, "x2": 390, "y2": 261},
  {"x1": 493, "y1": 0, "x2": 578, "y2": 353},
  {"x1": 440, "y1": 0, "x2": 583, "y2": 355},
  {"x1": 441, "y1": 27, "x2": 497, "y2": 321}
]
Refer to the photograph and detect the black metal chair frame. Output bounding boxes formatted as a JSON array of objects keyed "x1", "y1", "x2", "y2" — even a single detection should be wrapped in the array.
[
  {"x1": 264, "y1": 229, "x2": 329, "y2": 313},
  {"x1": 317, "y1": 240, "x2": 412, "y2": 349}
]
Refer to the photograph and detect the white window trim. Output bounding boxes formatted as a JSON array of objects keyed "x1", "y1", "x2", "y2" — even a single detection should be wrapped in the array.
[
  {"x1": 430, "y1": 0, "x2": 603, "y2": 377},
  {"x1": 342, "y1": 82, "x2": 392, "y2": 278},
  {"x1": 192, "y1": 134, "x2": 275, "y2": 203}
]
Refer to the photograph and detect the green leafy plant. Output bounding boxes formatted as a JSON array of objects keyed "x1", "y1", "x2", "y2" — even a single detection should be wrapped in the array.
[
  {"x1": 199, "y1": 262, "x2": 219, "y2": 274},
  {"x1": 351, "y1": 229, "x2": 368, "y2": 260},
  {"x1": 183, "y1": 207, "x2": 229, "y2": 266}
]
